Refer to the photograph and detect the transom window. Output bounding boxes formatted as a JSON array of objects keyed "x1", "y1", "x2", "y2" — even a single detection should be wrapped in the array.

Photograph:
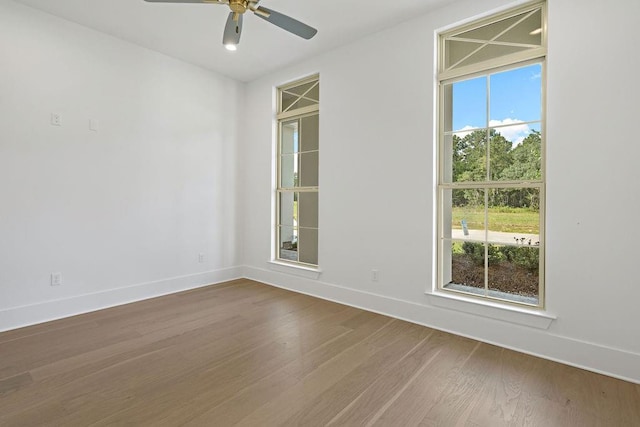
[
  {"x1": 276, "y1": 76, "x2": 319, "y2": 266},
  {"x1": 437, "y1": 2, "x2": 546, "y2": 307}
]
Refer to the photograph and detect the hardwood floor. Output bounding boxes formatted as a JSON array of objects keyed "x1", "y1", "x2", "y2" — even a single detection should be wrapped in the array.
[{"x1": 1, "y1": 279, "x2": 638, "y2": 426}]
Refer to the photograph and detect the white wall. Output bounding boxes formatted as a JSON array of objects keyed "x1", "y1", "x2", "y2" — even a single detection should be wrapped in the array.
[
  {"x1": 2, "y1": 0, "x2": 639, "y2": 384},
  {"x1": 0, "y1": 0, "x2": 243, "y2": 330},
  {"x1": 241, "y1": 0, "x2": 640, "y2": 383}
]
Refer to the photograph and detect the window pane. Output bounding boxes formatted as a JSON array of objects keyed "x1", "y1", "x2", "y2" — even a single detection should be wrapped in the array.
[
  {"x1": 487, "y1": 188, "x2": 540, "y2": 243},
  {"x1": 456, "y1": 13, "x2": 525, "y2": 43},
  {"x1": 448, "y1": 188, "x2": 485, "y2": 241},
  {"x1": 496, "y1": 9, "x2": 542, "y2": 46},
  {"x1": 487, "y1": 244, "x2": 539, "y2": 305},
  {"x1": 281, "y1": 81, "x2": 319, "y2": 112},
  {"x1": 299, "y1": 228, "x2": 318, "y2": 265},
  {"x1": 488, "y1": 129, "x2": 513, "y2": 181},
  {"x1": 279, "y1": 226, "x2": 298, "y2": 261},
  {"x1": 458, "y1": 44, "x2": 530, "y2": 69},
  {"x1": 289, "y1": 97, "x2": 318, "y2": 111},
  {"x1": 286, "y1": 81, "x2": 319, "y2": 100},
  {"x1": 444, "y1": 40, "x2": 483, "y2": 70},
  {"x1": 306, "y1": 84, "x2": 320, "y2": 102},
  {"x1": 489, "y1": 125, "x2": 541, "y2": 181},
  {"x1": 449, "y1": 77, "x2": 487, "y2": 132},
  {"x1": 490, "y1": 64, "x2": 542, "y2": 123},
  {"x1": 281, "y1": 92, "x2": 297, "y2": 112},
  {"x1": 300, "y1": 114, "x2": 319, "y2": 152},
  {"x1": 280, "y1": 154, "x2": 298, "y2": 188},
  {"x1": 279, "y1": 192, "x2": 296, "y2": 227},
  {"x1": 281, "y1": 120, "x2": 298, "y2": 154},
  {"x1": 448, "y1": 129, "x2": 487, "y2": 182},
  {"x1": 447, "y1": 239, "x2": 486, "y2": 291},
  {"x1": 300, "y1": 151, "x2": 319, "y2": 187},
  {"x1": 298, "y1": 192, "x2": 318, "y2": 228}
]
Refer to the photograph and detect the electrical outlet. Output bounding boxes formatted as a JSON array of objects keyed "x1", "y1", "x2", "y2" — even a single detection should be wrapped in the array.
[
  {"x1": 371, "y1": 269, "x2": 379, "y2": 282},
  {"x1": 198, "y1": 253, "x2": 205, "y2": 263},
  {"x1": 51, "y1": 272, "x2": 62, "y2": 286},
  {"x1": 51, "y1": 113, "x2": 61, "y2": 126},
  {"x1": 89, "y1": 119, "x2": 99, "y2": 131}
]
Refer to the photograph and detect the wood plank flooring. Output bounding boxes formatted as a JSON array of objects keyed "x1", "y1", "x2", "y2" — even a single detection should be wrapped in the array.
[{"x1": 1, "y1": 279, "x2": 639, "y2": 426}]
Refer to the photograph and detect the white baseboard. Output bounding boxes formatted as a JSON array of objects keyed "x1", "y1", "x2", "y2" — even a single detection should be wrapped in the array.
[
  {"x1": 0, "y1": 267, "x2": 243, "y2": 333},
  {"x1": 242, "y1": 265, "x2": 640, "y2": 385},
  {"x1": 3, "y1": 264, "x2": 638, "y2": 385}
]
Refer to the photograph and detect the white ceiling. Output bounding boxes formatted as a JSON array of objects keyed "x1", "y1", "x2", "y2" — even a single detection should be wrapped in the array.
[{"x1": 13, "y1": 0, "x2": 450, "y2": 82}]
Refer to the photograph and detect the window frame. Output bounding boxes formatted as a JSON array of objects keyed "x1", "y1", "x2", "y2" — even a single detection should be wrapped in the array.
[
  {"x1": 275, "y1": 75, "x2": 320, "y2": 268},
  {"x1": 435, "y1": 2, "x2": 547, "y2": 309}
]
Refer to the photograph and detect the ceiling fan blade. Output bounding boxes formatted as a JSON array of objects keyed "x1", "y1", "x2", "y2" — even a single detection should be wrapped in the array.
[
  {"x1": 143, "y1": 0, "x2": 227, "y2": 4},
  {"x1": 223, "y1": 12, "x2": 243, "y2": 46},
  {"x1": 253, "y1": 6, "x2": 317, "y2": 40}
]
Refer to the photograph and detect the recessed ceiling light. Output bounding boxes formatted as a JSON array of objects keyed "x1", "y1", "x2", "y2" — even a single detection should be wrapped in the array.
[
  {"x1": 529, "y1": 28, "x2": 542, "y2": 35},
  {"x1": 224, "y1": 44, "x2": 237, "y2": 51}
]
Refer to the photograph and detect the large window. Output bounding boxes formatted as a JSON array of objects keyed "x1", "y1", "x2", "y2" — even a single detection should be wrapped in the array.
[
  {"x1": 437, "y1": 2, "x2": 546, "y2": 307},
  {"x1": 276, "y1": 75, "x2": 319, "y2": 266}
]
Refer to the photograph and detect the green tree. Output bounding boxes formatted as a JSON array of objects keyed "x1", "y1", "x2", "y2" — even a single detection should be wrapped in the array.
[
  {"x1": 452, "y1": 130, "x2": 487, "y2": 206},
  {"x1": 499, "y1": 130, "x2": 541, "y2": 208},
  {"x1": 489, "y1": 131, "x2": 513, "y2": 181},
  {"x1": 452, "y1": 128, "x2": 542, "y2": 209},
  {"x1": 500, "y1": 130, "x2": 541, "y2": 181}
]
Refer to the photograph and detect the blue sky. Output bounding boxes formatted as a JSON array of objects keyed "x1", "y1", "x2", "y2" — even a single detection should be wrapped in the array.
[{"x1": 452, "y1": 63, "x2": 542, "y2": 144}]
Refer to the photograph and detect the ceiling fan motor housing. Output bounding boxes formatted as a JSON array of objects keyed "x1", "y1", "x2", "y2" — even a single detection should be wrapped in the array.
[{"x1": 229, "y1": 0, "x2": 248, "y2": 14}]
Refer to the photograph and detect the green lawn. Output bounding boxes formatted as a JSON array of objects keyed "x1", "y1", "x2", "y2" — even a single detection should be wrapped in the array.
[{"x1": 452, "y1": 206, "x2": 539, "y2": 234}]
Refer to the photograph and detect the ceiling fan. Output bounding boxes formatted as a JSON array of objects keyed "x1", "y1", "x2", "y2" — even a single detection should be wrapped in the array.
[{"x1": 143, "y1": 0, "x2": 318, "y2": 50}]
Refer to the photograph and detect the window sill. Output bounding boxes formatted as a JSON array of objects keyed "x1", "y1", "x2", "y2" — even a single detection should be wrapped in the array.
[
  {"x1": 426, "y1": 290, "x2": 555, "y2": 330},
  {"x1": 268, "y1": 261, "x2": 322, "y2": 280}
]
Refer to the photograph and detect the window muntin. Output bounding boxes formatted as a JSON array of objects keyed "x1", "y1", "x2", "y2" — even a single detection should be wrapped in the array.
[
  {"x1": 276, "y1": 76, "x2": 319, "y2": 266},
  {"x1": 437, "y1": 3, "x2": 545, "y2": 307}
]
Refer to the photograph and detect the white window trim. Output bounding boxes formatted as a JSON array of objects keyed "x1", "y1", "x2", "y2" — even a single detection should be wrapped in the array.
[
  {"x1": 425, "y1": 288, "x2": 555, "y2": 329},
  {"x1": 434, "y1": 1, "x2": 549, "y2": 313},
  {"x1": 268, "y1": 260, "x2": 322, "y2": 280},
  {"x1": 274, "y1": 75, "x2": 320, "y2": 269}
]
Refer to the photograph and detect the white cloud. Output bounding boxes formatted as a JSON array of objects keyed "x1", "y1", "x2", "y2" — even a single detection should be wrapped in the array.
[
  {"x1": 454, "y1": 125, "x2": 476, "y2": 138},
  {"x1": 454, "y1": 119, "x2": 533, "y2": 145},
  {"x1": 489, "y1": 119, "x2": 530, "y2": 145}
]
